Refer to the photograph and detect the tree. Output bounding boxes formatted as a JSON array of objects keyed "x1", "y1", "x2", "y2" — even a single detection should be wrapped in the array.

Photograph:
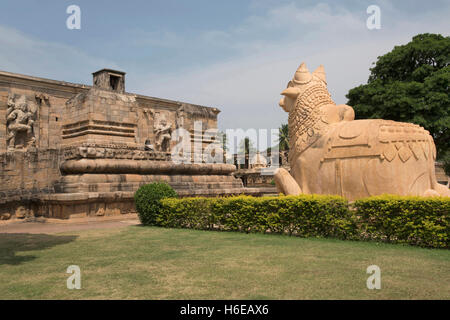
[
  {"x1": 218, "y1": 131, "x2": 228, "y2": 151},
  {"x1": 443, "y1": 151, "x2": 450, "y2": 185},
  {"x1": 346, "y1": 33, "x2": 450, "y2": 158},
  {"x1": 238, "y1": 137, "x2": 257, "y2": 155},
  {"x1": 218, "y1": 130, "x2": 228, "y2": 163},
  {"x1": 277, "y1": 123, "x2": 289, "y2": 151}
]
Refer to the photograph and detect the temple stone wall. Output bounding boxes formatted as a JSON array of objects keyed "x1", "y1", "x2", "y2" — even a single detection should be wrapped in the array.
[
  {"x1": 0, "y1": 150, "x2": 61, "y2": 197},
  {"x1": 0, "y1": 70, "x2": 220, "y2": 155},
  {"x1": 0, "y1": 69, "x2": 250, "y2": 221},
  {"x1": 0, "y1": 149, "x2": 62, "y2": 220}
]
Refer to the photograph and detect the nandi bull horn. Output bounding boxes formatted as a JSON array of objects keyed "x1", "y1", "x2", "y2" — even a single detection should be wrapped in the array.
[
  {"x1": 292, "y1": 62, "x2": 312, "y2": 85},
  {"x1": 312, "y1": 64, "x2": 326, "y2": 85}
]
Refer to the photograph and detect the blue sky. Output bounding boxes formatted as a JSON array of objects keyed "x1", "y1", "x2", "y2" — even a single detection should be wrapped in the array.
[{"x1": 0, "y1": 0, "x2": 449, "y2": 148}]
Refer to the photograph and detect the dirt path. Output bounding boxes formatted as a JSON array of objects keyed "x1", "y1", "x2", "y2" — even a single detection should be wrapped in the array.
[{"x1": 0, "y1": 218, "x2": 141, "y2": 234}]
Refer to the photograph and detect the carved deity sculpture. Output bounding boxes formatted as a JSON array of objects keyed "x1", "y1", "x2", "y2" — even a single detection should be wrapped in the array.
[
  {"x1": 274, "y1": 63, "x2": 450, "y2": 200},
  {"x1": 154, "y1": 117, "x2": 172, "y2": 152},
  {"x1": 6, "y1": 94, "x2": 36, "y2": 150}
]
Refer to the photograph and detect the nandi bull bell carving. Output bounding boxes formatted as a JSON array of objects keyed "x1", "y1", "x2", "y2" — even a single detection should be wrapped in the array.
[{"x1": 274, "y1": 62, "x2": 450, "y2": 200}]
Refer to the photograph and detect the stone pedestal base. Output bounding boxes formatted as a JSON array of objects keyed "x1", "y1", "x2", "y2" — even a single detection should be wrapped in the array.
[
  {"x1": 0, "y1": 187, "x2": 268, "y2": 221},
  {"x1": 0, "y1": 152, "x2": 270, "y2": 221}
]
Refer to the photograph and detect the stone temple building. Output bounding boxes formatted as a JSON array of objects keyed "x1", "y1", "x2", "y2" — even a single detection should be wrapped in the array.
[{"x1": 0, "y1": 69, "x2": 256, "y2": 221}]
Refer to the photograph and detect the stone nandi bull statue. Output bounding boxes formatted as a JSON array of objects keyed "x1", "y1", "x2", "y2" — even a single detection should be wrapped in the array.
[{"x1": 274, "y1": 63, "x2": 450, "y2": 200}]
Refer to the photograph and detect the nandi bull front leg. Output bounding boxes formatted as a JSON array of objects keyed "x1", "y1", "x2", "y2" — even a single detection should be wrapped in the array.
[{"x1": 274, "y1": 168, "x2": 302, "y2": 195}]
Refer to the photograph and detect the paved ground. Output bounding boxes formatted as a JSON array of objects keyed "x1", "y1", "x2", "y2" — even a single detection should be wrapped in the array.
[{"x1": 0, "y1": 218, "x2": 141, "y2": 234}]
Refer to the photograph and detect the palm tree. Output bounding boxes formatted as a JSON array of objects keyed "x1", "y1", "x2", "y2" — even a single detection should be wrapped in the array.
[{"x1": 278, "y1": 123, "x2": 289, "y2": 151}]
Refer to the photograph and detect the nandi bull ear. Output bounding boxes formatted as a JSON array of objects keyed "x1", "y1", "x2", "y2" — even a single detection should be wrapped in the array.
[
  {"x1": 312, "y1": 65, "x2": 327, "y2": 85},
  {"x1": 281, "y1": 87, "x2": 301, "y2": 99}
]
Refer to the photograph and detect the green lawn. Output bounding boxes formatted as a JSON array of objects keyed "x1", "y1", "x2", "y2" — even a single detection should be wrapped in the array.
[{"x1": 1, "y1": 226, "x2": 449, "y2": 299}]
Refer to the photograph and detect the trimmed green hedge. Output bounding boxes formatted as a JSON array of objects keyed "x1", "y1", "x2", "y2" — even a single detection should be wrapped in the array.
[
  {"x1": 353, "y1": 195, "x2": 450, "y2": 248},
  {"x1": 158, "y1": 195, "x2": 356, "y2": 240},
  {"x1": 135, "y1": 189, "x2": 449, "y2": 248}
]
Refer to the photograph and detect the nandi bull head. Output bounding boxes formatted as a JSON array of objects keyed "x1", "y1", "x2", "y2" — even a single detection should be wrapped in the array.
[
  {"x1": 279, "y1": 62, "x2": 354, "y2": 122},
  {"x1": 279, "y1": 62, "x2": 327, "y2": 113},
  {"x1": 274, "y1": 62, "x2": 449, "y2": 200}
]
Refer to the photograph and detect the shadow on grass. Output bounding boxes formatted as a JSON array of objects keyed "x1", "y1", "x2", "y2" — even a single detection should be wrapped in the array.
[{"x1": 0, "y1": 233, "x2": 78, "y2": 265}]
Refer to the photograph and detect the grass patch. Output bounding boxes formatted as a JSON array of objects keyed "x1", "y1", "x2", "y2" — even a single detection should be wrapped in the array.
[{"x1": 0, "y1": 226, "x2": 449, "y2": 299}]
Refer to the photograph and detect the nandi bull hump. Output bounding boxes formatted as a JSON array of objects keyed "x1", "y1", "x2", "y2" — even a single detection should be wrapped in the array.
[{"x1": 274, "y1": 62, "x2": 449, "y2": 200}]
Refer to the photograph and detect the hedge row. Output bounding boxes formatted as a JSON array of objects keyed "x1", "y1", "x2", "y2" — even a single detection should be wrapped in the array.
[
  {"x1": 354, "y1": 195, "x2": 450, "y2": 248},
  {"x1": 158, "y1": 195, "x2": 356, "y2": 240},
  {"x1": 135, "y1": 183, "x2": 450, "y2": 248}
]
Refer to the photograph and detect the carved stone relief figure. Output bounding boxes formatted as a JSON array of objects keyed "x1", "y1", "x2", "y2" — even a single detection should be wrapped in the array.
[
  {"x1": 142, "y1": 107, "x2": 156, "y2": 150},
  {"x1": 154, "y1": 112, "x2": 172, "y2": 152},
  {"x1": 6, "y1": 93, "x2": 37, "y2": 150}
]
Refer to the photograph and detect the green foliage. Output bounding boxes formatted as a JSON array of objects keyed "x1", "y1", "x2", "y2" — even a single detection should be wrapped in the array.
[
  {"x1": 134, "y1": 182, "x2": 178, "y2": 225},
  {"x1": 159, "y1": 195, "x2": 356, "y2": 239},
  {"x1": 278, "y1": 123, "x2": 289, "y2": 151},
  {"x1": 219, "y1": 131, "x2": 228, "y2": 152},
  {"x1": 238, "y1": 137, "x2": 257, "y2": 155},
  {"x1": 346, "y1": 33, "x2": 450, "y2": 157},
  {"x1": 353, "y1": 195, "x2": 450, "y2": 248},
  {"x1": 442, "y1": 150, "x2": 450, "y2": 177},
  {"x1": 152, "y1": 194, "x2": 450, "y2": 248}
]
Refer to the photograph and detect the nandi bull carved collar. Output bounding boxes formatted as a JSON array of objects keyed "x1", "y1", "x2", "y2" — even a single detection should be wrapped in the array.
[{"x1": 274, "y1": 62, "x2": 449, "y2": 200}]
